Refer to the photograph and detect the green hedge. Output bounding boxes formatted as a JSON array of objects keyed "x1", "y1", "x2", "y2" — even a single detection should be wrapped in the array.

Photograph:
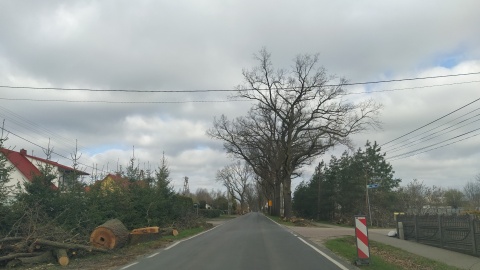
[{"x1": 198, "y1": 209, "x2": 221, "y2": 218}]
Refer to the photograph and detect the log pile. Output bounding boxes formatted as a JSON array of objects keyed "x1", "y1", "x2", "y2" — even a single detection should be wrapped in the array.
[
  {"x1": 0, "y1": 237, "x2": 109, "y2": 267},
  {"x1": 128, "y1": 226, "x2": 179, "y2": 245},
  {"x1": 1, "y1": 218, "x2": 181, "y2": 267}
]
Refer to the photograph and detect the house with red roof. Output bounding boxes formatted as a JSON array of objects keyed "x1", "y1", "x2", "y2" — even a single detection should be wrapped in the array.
[
  {"x1": 87, "y1": 173, "x2": 148, "y2": 193},
  {"x1": 0, "y1": 148, "x2": 89, "y2": 196}
]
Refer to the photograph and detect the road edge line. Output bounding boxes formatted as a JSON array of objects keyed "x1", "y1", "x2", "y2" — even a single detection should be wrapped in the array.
[
  {"x1": 298, "y1": 237, "x2": 350, "y2": 270},
  {"x1": 264, "y1": 215, "x2": 350, "y2": 270}
]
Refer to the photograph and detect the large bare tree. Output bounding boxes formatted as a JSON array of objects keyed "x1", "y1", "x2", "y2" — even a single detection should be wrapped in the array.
[
  {"x1": 216, "y1": 161, "x2": 253, "y2": 212},
  {"x1": 209, "y1": 49, "x2": 381, "y2": 218}
]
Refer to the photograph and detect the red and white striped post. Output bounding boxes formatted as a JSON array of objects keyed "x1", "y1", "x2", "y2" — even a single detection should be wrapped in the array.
[{"x1": 355, "y1": 215, "x2": 370, "y2": 265}]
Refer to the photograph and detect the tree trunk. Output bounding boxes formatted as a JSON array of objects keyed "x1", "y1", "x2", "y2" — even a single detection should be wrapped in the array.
[
  {"x1": 272, "y1": 179, "x2": 281, "y2": 216},
  {"x1": 90, "y1": 219, "x2": 129, "y2": 249},
  {"x1": 283, "y1": 178, "x2": 292, "y2": 219}
]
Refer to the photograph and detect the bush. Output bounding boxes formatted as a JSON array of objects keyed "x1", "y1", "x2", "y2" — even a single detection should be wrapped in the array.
[{"x1": 198, "y1": 209, "x2": 221, "y2": 218}]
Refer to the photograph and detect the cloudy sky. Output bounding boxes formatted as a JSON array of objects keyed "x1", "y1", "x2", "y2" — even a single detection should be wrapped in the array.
[{"x1": 1, "y1": 1, "x2": 479, "y2": 193}]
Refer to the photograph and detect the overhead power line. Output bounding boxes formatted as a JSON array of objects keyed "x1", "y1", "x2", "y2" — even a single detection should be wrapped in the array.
[
  {"x1": 1, "y1": 126, "x2": 106, "y2": 175},
  {"x1": 0, "y1": 71, "x2": 479, "y2": 93},
  {"x1": 1, "y1": 81, "x2": 479, "y2": 105},
  {"x1": 382, "y1": 107, "x2": 480, "y2": 152},
  {"x1": 388, "y1": 131, "x2": 480, "y2": 161},
  {"x1": 340, "y1": 72, "x2": 480, "y2": 86},
  {"x1": 347, "y1": 80, "x2": 480, "y2": 96},
  {"x1": 381, "y1": 97, "x2": 480, "y2": 146},
  {"x1": 0, "y1": 97, "x2": 252, "y2": 104},
  {"x1": 386, "y1": 115, "x2": 480, "y2": 154}
]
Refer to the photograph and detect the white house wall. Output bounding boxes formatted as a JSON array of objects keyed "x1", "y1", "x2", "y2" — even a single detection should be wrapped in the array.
[
  {"x1": 25, "y1": 157, "x2": 64, "y2": 188},
  {"x1": 4, "y1": 158, "x2": 27, "y2": 195}
]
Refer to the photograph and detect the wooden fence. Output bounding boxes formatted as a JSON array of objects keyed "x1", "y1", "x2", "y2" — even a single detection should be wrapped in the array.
[{"x1": 397, "y1": 214, "x2": 480, "y2": 256}]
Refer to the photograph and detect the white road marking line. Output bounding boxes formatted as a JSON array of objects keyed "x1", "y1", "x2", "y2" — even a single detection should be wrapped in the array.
[
  {"x1": 120, "y1": 262, "x2": 138, "y2": 269},
  {"x1": 298, "y1": 237, "x2": 349, "y2": 270},
  {"x1": 164, "y1": 241, "x2": 181, "y2": 250},
  {"x1": 147, "y1": 252, "x2": 159, "y2": 258},
  {"x1": 164, "y1": 224, "x2": 220, "y2": 250}
]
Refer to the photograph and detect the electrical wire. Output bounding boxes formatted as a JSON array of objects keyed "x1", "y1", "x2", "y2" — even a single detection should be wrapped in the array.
[
  {"x1": 1, "y1": 126, "x2": 107, "y2": 175},
  {"x1": 381, "y1": 97, "x2": 480, "y2": 146},
  {"x1": 388, "y1": 132, "x2": 480, "y2": 161},
  {"x1": 0, "y1": 97, "x2": 252, "y2": 104},
  {"x1": 382, "y1": 107, "x2": 480, "y2": 152},
  {"x1": 386, "y1": 116, "x2": 480, "y2": 154},
  {"x1": 0, "y1": 71, "x2": 479, "y2": 93},
  {"x1": 1, "y1": 81, "x2": 479, "y2": 104},
  {"x1": 386, "y1": 127, "x2": 480, "y2": 160}
]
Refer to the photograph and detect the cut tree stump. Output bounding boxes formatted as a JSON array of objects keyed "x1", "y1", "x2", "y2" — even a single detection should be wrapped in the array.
[
  {"x1": 54, "y1": 249, "x2": 69, "y2": 266},
  {"x1": 90, "y1": 219, "x2": 129, "y2": 249}
]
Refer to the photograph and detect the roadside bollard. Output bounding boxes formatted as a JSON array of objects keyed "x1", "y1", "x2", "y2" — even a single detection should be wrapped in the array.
[{"x1": 355, "y1": 215, "x2": 370, "y2": 266}]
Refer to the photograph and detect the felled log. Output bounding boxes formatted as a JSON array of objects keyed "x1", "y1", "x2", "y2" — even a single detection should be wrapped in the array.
[
  {"x1": 0, "y1": 237, "x2": 23, "y2": 243},
  {"x1": 0, "y1": 252, "x2": 43, "y2": 262},
  {"x1": 28, "y1": 241, "x2": 41, "y2": 253},
  {"x1": 159, "y1": 228, "x2": 179, "y2": 236},
  {"x1": 17, "y1": 251, "x2": 54, "y2": 265},
  {"x1": 31, "y1": 239, "x2": 109, "y2": 253},
  {"x1": 131, "y1": 226, "x2": 159, "y2": 234},
  {"x1": 4, "y1": 241, "x2": 28, "y2": 253},
  {"x1": 90, "y1": 219, "x2": 129, "y2": 249},
  {"x1": 54, "y1": 249, "x2": 69, "y2": 266}
]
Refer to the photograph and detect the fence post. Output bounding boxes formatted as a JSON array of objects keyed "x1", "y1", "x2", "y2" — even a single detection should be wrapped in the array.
[
  {"x1": 470, "y1": 215, "x2": 477, "y2": 255},
  {"x1": 438, "y1": 215, "x2": 444, "y2": 248},
  {"x1": 398, "y1": 222, "x2": 405, "y2": 240},
  {"x1": 414, "y1": 215, "x2": 419, "y2": 242}
]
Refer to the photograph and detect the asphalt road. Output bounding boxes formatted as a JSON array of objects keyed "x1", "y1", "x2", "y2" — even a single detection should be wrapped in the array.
[{"x1": 118, "y1": 212, "x2": 353, "y2": 270}]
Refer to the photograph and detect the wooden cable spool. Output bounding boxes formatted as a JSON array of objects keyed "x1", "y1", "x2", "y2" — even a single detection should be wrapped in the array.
[{"x1": 90, "y1": 219, "x2": 129, "y2": 249}]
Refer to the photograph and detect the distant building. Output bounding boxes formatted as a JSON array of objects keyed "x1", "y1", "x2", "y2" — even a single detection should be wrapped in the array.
[
  {"x1": 87, "y1": 173, "x2": 148, "y2": 193},
  {"x1": 0, "y1": 148, "x2": 89, "y2": 196}
]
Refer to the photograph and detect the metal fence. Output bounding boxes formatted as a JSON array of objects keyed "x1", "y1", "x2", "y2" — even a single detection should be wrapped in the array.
[{"x1": 397, "y1": 214, "x2": 480, "y2": 256}]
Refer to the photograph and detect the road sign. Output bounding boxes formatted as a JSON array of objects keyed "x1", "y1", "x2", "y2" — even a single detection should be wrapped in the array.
[
  {"x1": 366, "y1": 183, "x2": 379, "y2": 189},
  {"x1": 355, "y1": 215, "x2": 370, "y2": 266}
]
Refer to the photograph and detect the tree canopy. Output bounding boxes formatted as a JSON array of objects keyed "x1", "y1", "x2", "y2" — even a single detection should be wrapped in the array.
[
  {"x1": 293, "y1": 141, "x2": 400, "y2": 225},
  {"x1": 209, "y1": 49, "x2": 381, "y2": 218}
]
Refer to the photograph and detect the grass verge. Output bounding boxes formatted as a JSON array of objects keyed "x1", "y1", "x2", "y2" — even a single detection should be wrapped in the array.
[{"x1": 325, "y1": 236, "x2": 461, "y2": 270}]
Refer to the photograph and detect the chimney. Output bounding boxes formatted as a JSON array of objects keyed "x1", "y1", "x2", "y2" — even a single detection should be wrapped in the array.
[{"x1": 20, "y1": 149, "x2": 27, "y2": 155}]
